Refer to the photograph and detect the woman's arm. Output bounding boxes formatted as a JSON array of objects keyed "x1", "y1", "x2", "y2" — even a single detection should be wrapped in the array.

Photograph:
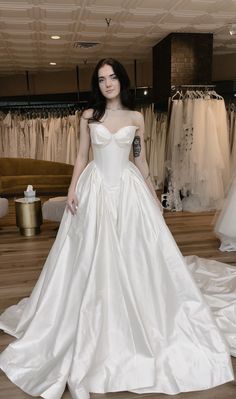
[
  {"x1": 67, "y1": 109, "x2": 91, "y2": 214},
  {"x1": 133, "y1": 111, "x2": 162, "y2": 211}
]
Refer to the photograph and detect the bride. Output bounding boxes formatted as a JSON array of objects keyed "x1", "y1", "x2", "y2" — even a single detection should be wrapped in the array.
[{"x1": 0, "y1": 58, "x2": 235, "y2": 399}]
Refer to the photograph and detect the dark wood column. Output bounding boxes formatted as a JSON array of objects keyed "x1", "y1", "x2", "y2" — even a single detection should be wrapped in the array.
[{"x1": 153, "y1": 32, "x2": 213, "y2": 109}]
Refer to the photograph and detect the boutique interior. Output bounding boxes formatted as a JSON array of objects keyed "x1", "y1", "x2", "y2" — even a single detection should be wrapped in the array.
[{"x1": 0, "y1": 0, "x2": 236, "y2": 398}]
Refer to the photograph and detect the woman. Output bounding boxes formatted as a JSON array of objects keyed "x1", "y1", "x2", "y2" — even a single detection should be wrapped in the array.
[
  {"x1": 66, "y1": 59, "x2": 160, "y2": 215},
  {"x1": 0, "y1": 58, "x2": 235, "y2": 399}
]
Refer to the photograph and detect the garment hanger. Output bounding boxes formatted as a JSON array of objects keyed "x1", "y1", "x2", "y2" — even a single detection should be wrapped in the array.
[
  {"x1": 196, "y1": 90, "x2": 204, "y2": 98},
  {"x1": 171, "y1": 89, "x2": 183, "y2": 100},
  {"x1": 230, "y1": 102, "x2": 236, "y2": 112},
  {"x1": 208, "y1": 90, "x2": 223, "y2": 100},
  {"x1": 185, "y1": 90, "x2": 197, "y2": 100}
]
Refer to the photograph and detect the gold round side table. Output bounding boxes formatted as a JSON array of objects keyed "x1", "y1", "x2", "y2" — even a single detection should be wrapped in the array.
[{"x1": 15, "y1": 198, "x2": 43, "y2": 236}]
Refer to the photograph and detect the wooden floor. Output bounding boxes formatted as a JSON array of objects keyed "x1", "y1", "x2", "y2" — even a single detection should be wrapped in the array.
[{"x1": 0, "y1": 199, "x2": 235, "y2": 399}]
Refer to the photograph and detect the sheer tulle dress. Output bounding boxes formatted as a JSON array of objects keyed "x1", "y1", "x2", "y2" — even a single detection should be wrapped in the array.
[
  {"x1": 0, "y1": 124, "x2": 235, "y2": 399},
  {"x1": 215, "y1": 175, "x2": 236, "y2": 251}
]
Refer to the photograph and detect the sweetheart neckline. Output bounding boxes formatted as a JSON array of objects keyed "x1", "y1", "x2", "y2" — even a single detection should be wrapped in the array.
[{"x1": 89, "y1": 123, "x2": 138, "y2": 136}]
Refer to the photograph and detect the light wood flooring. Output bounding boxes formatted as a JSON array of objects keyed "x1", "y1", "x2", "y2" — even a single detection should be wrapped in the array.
[{"x1": 0, "y1": 198, "x2": 235, "y2": 399}]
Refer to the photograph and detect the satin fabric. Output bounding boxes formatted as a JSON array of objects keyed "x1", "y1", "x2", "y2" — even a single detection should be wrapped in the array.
[{"x1": 0, "y1": 125, "x2": 235, "y2": 399}]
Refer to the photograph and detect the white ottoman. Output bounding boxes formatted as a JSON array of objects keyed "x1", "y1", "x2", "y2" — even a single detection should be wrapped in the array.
[
  {"x1": 0, "y1": 198, "x2": 9, "y2": 218},
  {"x1": 42, "y1": 196, "x2": 67, "y2": 222}
]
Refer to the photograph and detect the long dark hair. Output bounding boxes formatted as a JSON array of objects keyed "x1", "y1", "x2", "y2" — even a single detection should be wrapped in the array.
[{"x1": 88, "y1": 58, "x2": 134, "y2": 122}]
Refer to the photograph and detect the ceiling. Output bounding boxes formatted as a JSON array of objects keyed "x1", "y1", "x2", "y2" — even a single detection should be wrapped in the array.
[{"x1": 0, "y1": 0, "x2": 236, "y2": 75}]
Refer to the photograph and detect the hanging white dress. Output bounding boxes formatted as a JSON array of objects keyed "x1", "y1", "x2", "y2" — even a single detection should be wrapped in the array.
[
  {"x1": 28, "y1": 118, "x2": 38, "y2": 159},
  {"x1": 11, "y1": 114, "x2": 18, "y2": 157},
  {"x1": 167, "y1": 95, "x2": 230, "y2": 212},
  {"x1": 61, "y1": 116, "x2": 69, "y2": 163},
  {"x1": 66, "y1": 115, "x2": 77, "y2": 165},
  {"x1": 156, "y1": 114, "x2": 167, "y2": 189},
  {"x1": 25, "y1": 117, "x2": 31, "y2": 159},
  {"x1": 166, "y1": 99, "x2": 184, "y2": 210},
  {"x1": 0, "y1": 124, "x2": 235, "y2": 399},
  {"x1": 42, "y1": 117, "x2": 50, "y2": 161},
  {"x1": 142, "y1": 106, "x2": 152, "y2": 163},
  {"x1": 200, "y1": 100, "x2": 225, "y2": 208},
  {"x1": 46, "y1": 117, "x2": 59, "y2": 162},
  {"x1": 181, "y1": 96, "x2": 194, "y2": 193},
  {"x1": 181, "y1": 98, "x2": 225, "y2": 211},
  {"x1": 231, "y1": 114, "x2": 236, "y2": 175},
  {"x1": 18, "y1": 118, "x2": 28, "y2": 158},
  {"x1": 166, "y1": 99, "x2": 184, "y2": 191},
  {"x1": 35, "y1": 117, "x2": 44, "y2": 160},
  {"x1": 2, "y1": 112, "x2": 12, "y2": 157},
  {"x1": 54, "y1": 117, "x2": 62, "y2": 162},
  {"x1": 214, "y1": 175, "x2": 236, "y2": 251},
  {"x1": 75, "y1": 110, "x2": 80, "y2": 156},
  {"x1": 0, "y1": 114, "x2": 4, "y2": 157},
  {"x1": 149, "y1": 116, "x2": 158, "y2": 188},
  {"x1": 211, "y1": 99, "x2": 230, "y2": 189}
]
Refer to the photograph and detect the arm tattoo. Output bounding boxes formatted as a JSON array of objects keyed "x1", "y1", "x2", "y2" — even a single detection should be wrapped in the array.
[{"x1": 133, "y1": 135, "x2": 141, "y2": 157}]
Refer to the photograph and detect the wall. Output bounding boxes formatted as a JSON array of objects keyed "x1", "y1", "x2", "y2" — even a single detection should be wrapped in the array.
[
  {"x1": 170, "y1": 33, "x2": 213, "y2": 86},
  {"x1": 0, "y1": 61, "x2": 152, "y2": 97},
  {"x1": 0, "y1": 54, "x2": 234, "y2": 97},
  {"x1": 152, "y1": 33, "x2": 213, "y2": 108},
  {"x1": 212, "y1": 53, "x2": 236, "y2": 81}
]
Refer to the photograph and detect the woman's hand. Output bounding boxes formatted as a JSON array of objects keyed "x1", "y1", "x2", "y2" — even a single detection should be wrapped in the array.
[{"x1": 66, "y1": 189, "x2": 78, "y2": 215}]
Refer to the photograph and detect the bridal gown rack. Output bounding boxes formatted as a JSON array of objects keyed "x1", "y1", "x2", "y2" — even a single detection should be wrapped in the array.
[
  {"x1": 0, "y1": 106, "x2": 82, "y2": 165},
  {"x1": 0, "y1": 104, "x2": 169, "y2": 190},
  {"x1": 165, "y1": 86, "x2": 231, "y2": 212},
  {"x1": 140, "y1": 104, "x2": 168, "y2": 189}
]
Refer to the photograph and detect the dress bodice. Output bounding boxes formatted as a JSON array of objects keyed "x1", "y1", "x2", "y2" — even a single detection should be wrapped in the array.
[{"x1": 89, "y1": 124, "x2": 137, "y2": 186}]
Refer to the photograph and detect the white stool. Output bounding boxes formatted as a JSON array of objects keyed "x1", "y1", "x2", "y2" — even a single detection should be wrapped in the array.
[
  {"x1": 0, "y1": 198, "x2": 9, "y2": 218},
  {"x1": 42, "y1": 196, "x2": 67, "y2": 222}
]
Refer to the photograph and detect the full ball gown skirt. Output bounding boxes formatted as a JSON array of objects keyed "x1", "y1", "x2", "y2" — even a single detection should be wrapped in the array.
[{"x1": 0, "y1": 125, "x2": 235, "y2": 399}]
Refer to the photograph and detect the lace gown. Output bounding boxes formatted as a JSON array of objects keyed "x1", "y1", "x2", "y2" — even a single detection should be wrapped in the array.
[{"x1": 0, "y1": 124, "x2": 235, "y2": 399}]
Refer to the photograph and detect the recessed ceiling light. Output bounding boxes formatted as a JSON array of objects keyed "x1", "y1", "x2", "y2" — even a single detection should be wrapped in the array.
[
  {"x1": 51, "y1": 35, "x2": 61, "y2": 40},
  {"x1": 50, "y1": 62, "x2": 57, "y2": 65}
]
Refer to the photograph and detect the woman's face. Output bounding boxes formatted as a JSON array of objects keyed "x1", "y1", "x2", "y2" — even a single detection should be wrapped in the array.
[{"x1": 98, "y1": 64, "x2": 121, "y2": 100}]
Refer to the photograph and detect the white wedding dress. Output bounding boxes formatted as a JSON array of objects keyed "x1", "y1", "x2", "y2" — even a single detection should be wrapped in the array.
[{"x1": 0, "y1": 124, "x2": 235, "y2": 399}]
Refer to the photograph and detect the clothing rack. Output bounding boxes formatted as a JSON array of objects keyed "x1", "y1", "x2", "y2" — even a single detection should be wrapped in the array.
[
  {"x1": 0, "y1": 102, "x2": 86, "y2": 109},
  {"x1": 0, "y1": 85, "x2": 153, "y2": 112},
  {"x1": 170, "y1": 84, "x2": 222, "y2": 102},
  {"x1": 0, "y1": 103, "x2": 81, "y2": 110},
  {"x1": 180, "y1": 84, "x2": 216, "y2": 88},
  {"x1": 171, "y1": 84, "x2": 216, "y2": 91},
  {"x1": 0, "y1": 90, "x2": 90, "y2": 111},
  {"x1": 0, "y1": 102, "x2": 88, "y2": 117}
]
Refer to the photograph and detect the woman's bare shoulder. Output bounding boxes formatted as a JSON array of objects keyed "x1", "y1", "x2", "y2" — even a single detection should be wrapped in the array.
[
  {"x1": 81, "y1": 108, "x2": 94, "y2": 120},
  {"x1": 130, "y1": 110, "x2": 144, "y2": 127}
]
